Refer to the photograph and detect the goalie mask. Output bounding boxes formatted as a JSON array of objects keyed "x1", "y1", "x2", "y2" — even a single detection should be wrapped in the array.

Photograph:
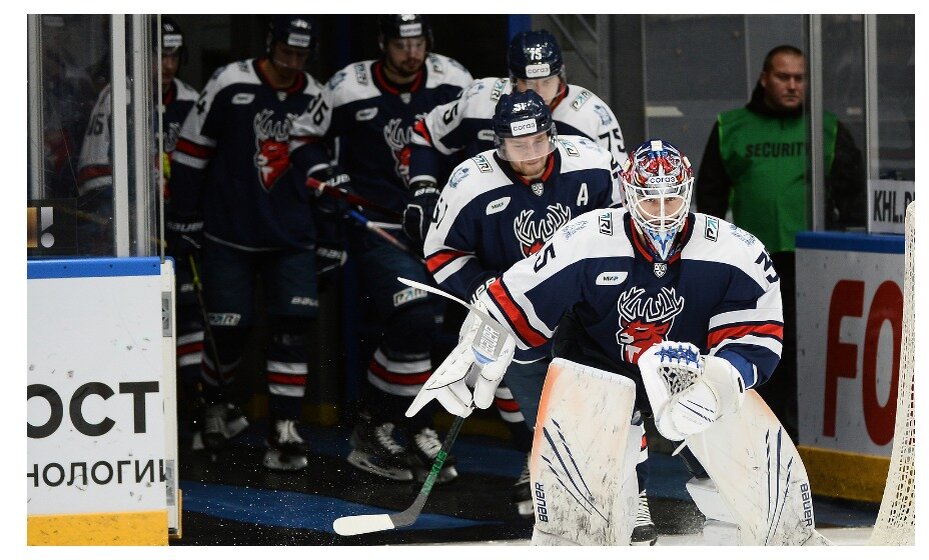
[
  {"x1": 492, "y1": 89, "x2": 557, "y2": 162},
  {"x1": 621, "y1": 139, "x2": 694, "y2": 261},
  {"x1": 507, "y1": 30, "x2": 566, "y2": 105}
]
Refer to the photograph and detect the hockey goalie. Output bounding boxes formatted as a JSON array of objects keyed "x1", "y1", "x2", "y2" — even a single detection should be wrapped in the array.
[{"x1": 405, "y1": 139, "x2": 829, "y2": 545}]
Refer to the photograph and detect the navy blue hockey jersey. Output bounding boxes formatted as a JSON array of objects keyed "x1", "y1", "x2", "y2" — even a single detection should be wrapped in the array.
[
  {"x1": 477, "y1": 208, "x2": 784, "y2": 388},
  {"x1": 170, "y1": 58, "x2": 323, "y2": 250},
  {"x1": 289, "y1": 54, "x2": 472, "y2": 221},
  {"x1": 424, "y1": 135, "x2": 622, "y2": 302}
]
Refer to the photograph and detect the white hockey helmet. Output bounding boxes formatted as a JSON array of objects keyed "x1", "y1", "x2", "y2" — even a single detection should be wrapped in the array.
[{"x1": 621, "y1": 139, "x2": 694, "y2": 261}]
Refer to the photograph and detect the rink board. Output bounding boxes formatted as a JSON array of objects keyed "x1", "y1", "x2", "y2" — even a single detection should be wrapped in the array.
[
  {"x1": 27, "y1": 257, "x2": 177, "y2": 545},
  {"x1": 795, "y1": 232, "x2": 904, "y2": 502}
]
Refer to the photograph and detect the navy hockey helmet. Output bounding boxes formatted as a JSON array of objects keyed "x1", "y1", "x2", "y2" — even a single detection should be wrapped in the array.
[
  {"x1": 378, "y1": 14, "x2": 433, "y2": 50},
  {"x1": 492, "y1": 89, "x2": 558, "y2": 161},
  {"x1": 507, "y1": 29, "x2": 564, "y2": 81},
  {"x1": 159, "y1": 17, "x2": 186, "y2": 63},
  {"x1": 621, "y1": 139, "x2": 695, "y2": 261},
  {"x1": 267, "y1": 15, "x2": 316, "y2": 54}
]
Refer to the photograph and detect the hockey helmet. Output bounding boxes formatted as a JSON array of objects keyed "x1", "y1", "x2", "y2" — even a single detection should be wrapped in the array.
[
  {"x1": 507, "y1": 30, "x2": 564, "y2": 81},
  {"x1": 160, "y1": 17, "x2": 185, "y2": 57},
  {"x1": 491, "y1": 89, "x2": 558, "y2": 161},
  {"x1": 621, "y1": 139, "x2": 694, "y2": 261},
  {"x1": 378, "y1": 14, "x2": 433, "y2": 50},
  {"x1": 267, "y1": 15, "x2": 316, "y2": 53}
]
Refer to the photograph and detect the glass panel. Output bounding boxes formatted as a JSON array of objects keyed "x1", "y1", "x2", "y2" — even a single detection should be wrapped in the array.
[
  {"x1": 642, "y1": 15, "x2": 805, "y2": 222},
  {"x1": 28, "y1": 14, "x2": 161, "y2": 259},
  {"x1": 819, "y1": 15, "x2": 868, "y2": 232},
  {"x1": 28, "y1": 14, "x2": 110, "y2": 258},
  {"x1": 875, "y1": 15, "x2": 915, "y2": 181}
]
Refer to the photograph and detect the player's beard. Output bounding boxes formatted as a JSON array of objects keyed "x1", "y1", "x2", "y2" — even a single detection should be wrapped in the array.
[{"x1": 386, "y1": 55, "x2": 424, "y2": 79}]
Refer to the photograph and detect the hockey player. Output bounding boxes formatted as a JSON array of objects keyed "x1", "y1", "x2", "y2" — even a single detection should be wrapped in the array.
[
  {"x1": 422, "y1": 90, "x2": 655, "y2": 543},
  {"x1": 407, "y1": 139, "x2": 826, "y2": 545},
  {"x1": 289, "y1": 15, "x2": 473, "y2": 483},
  {"x1": 167, "y1": 15, "x2": 326, "y2": 471},
  {"x1": 403, "y1": 29, "x2": 628, "y2": 249}
]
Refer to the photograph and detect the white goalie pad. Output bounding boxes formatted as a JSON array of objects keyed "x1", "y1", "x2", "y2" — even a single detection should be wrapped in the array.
[
  {"x1": 684, "y1": 390, "x2": 819, "y2": 545},
  {"x1": 529, "y1": 358, "x2": 641, "y2": 545}
]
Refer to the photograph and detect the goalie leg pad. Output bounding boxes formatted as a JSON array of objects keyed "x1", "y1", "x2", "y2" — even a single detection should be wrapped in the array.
[
  {"x1": 684, "y1": 391, "x2": 817, "y2": 545},
  {"x1": 529, "y1": 358, "x2": 640, "y2": 546}
]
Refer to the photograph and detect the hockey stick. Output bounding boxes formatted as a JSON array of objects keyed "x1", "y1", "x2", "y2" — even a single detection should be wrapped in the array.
[
  {"x1": 306, "y1": 177, "x2": 402, "y2": 220},
  {"x1": 332, "y1": 413, "x2": 467, "y2": 536},
  {"x1": 345, "y1": 209, "x2": 424, "y2": 263},
  {"x1": 188, "y1": 254, "x2": 224, "y2": 385}
]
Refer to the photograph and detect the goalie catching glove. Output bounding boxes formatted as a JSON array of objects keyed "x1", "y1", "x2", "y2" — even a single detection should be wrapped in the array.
[
  {"x1": 405, "y1": 303, "x2": 516, "y2": 419},
  {"x1": 639, "y1": 341, "x2": 746, "y2": 441}
]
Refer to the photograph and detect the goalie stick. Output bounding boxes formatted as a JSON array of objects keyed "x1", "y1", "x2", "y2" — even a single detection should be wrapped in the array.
[
  {"x1": 332, "y1": 414, "x2": 466, "y2": 536},
  {"x1": 331, "y1": 278, "x2": 500, "y2": 536}
]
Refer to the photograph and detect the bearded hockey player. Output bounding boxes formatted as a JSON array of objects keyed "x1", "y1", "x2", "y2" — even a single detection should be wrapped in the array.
[
  {"x1": 289, "y1": 15, "x2": 473, "y2": 484},
  {"x1": 406, "y1": 139, "x2": 828, "y2": 546},
  {"x1": 168, "y1": 15, "x2": 326, "y2": 471}
]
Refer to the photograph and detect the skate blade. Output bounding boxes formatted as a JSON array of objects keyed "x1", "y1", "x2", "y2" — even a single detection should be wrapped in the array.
[
  {"x1": 346, "y1": 450, "x2": 413, "y2": 481},
  {"x1": 263, "y1": 450, "x2": 308, "y2": 471},
  {"x1": 225, "y1": 416, "x2": 249, "y2": 439},
  {"x1": 631, "y1": 525, "x2": 658, "y2": 546}
]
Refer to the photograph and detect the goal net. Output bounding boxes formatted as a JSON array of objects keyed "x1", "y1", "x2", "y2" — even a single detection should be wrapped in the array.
[{"x1": 870, "y1": 200, "x2": 916, "y2": 545}]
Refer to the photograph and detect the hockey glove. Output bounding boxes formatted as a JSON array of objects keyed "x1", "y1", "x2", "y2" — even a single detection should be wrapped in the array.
[
  {"x1": 310, "y1": 167, "x2": 355, "y2": 216},
  {"x1": 406, "y1": 303, "x2": 515, "y2": 419},
  {"x1": 164, "y1": 218, "x2": 204, "y2": 265},
  {"x1": 402, "y1": 180, "x2": 440, "y2": 250},
  {"x1": 639, "y1": 341, "x2": 745, "y2": 441}
]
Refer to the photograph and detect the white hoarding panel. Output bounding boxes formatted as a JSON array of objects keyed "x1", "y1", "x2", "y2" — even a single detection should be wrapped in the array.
[
  {"x1": 796, "y1": 233, "x2": 904, "y2": 457},
  {"x1": 27, "y1": 258, "x2": 168, "y2": 515}
]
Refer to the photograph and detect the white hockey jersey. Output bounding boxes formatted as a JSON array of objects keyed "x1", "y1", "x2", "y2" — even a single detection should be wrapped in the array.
[
  {"x1": 477, "y1": 208, "x2": 784, "y2": 388},
  {"x1": 409, "y1": 77, "x2": 628, "y2": 186},
  {"x1": 77, "y1": 77, "x2": 199, "y2": 196}
]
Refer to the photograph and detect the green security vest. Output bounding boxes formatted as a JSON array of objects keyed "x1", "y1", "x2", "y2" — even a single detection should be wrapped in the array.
[{"x1": 717, "y1": 108, "x2": 837, "y2": 252}]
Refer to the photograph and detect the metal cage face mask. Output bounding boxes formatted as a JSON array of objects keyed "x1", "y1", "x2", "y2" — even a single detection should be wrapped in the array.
[{"x1": 621, "y1": 140, "x2": 694, "y2": 260}]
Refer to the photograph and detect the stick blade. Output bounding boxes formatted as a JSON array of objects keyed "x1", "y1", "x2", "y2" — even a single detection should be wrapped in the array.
[{"x1": 332, "y1": 513, "x2": 396, "y2": 536}]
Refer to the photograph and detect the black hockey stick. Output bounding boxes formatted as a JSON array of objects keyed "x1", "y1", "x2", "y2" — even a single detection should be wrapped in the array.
[
  {"x1": 187, "y1": 255, "x2": 224, "y2": 383},
  {"x1": 332, "y1": 413, "x2": 467, "y2": 536},
  {"x1": 306, "y1": 177, "x2": 402, "y2": 220}
]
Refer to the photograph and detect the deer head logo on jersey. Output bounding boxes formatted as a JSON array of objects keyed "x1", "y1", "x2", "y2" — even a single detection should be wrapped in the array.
[
  {"x1": 615, "y1": 286, "x2": 685, "y2": 363},
  {"x1": 384, "y1": 115, "x2": 424, "y2": 185},
  {"x1": 253, "y1": 109, "x2": 296, "y2": 191},
  {"x1": 513, "y1": 203, "x2": 572, "y2": 257}
]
